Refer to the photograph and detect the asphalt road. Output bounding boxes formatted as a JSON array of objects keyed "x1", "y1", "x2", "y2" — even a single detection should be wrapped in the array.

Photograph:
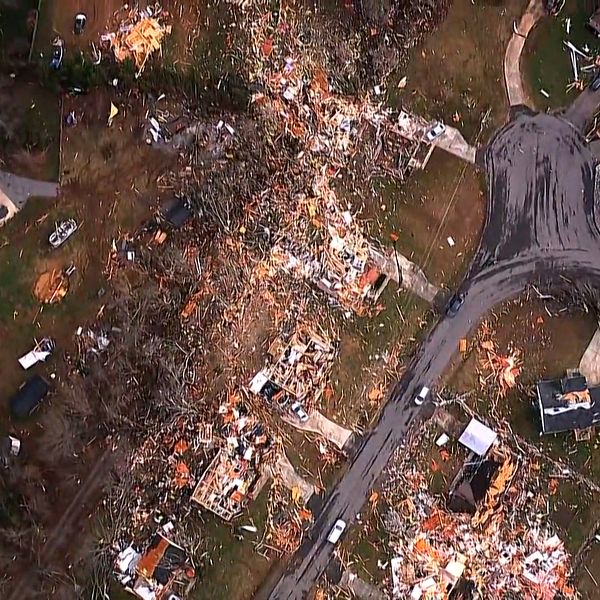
[{"x1": 257, "y1": 100, "x2": 600, "y2": 600}]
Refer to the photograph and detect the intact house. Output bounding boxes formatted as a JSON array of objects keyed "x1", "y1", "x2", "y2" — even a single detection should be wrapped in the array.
[{"x1": 536, "y1": 370, "x2": 600, "y2": 436}]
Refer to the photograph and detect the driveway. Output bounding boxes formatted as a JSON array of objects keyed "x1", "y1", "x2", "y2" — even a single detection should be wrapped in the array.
[
  {"x1": 0, "y1": 171, "x2": 59, "y2": 227},
  {"x1": 504, "y1": 0, "x2": 546, "y2": 106}
]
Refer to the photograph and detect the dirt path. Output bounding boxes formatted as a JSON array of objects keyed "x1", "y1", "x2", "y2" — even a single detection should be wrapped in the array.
[
  {"x1": 6, "y1": 445, "x2": 114, "y2": 600},
  {"x1": 504, "y1": 0, "x2": 546, "y2": 106}
]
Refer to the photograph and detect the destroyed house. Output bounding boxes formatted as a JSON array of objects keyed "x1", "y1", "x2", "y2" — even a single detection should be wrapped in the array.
[
  {"x1": 192, "y1": 401, "x2": 270, "y2": 521},
  {"x1": 536, "y1": 371, "x2": 600, "y2": 434},
  {"x1": 192, "y1": 450, "x2": 252, "y2": 520},
  {"x1": 272, "y1": 234, "x2": 390, "y2": 316},
  {"x1": 448, "y1": 455, "x2": 500, "y2": 515},
  {"x1": 115, "y1": 533, "x2": 193, "y2": 600},
  {"x1": 250, "y1": 329, "x2": 336, "y2": 407},
  {"x1": 318, "y1": 233, "x2": 390, "y2": 315}
]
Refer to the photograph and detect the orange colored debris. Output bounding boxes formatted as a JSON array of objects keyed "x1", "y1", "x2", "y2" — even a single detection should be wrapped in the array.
[
  {"x1": 261, "y1": 37, "x2": 274, "y2": 57},
  {"x1": 368, "y1": 386, "x2": 384, "y2": 402},
  {"x1": 110, "y1": 12, "x2": 172, "y2": 73},
  {"x1": 173, "y1": 439, "x2": 189, "y2": 454},
  {"x1": 137, "y1": 535, "x2": 170, "y2": 579},
  {"x1": 173, "y1": 461, "x2": 190, "y2": 488}
]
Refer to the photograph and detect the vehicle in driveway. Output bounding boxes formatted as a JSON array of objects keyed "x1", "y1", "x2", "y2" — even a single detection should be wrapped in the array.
[
  {"x1": 50, "y1": 38, "x2": 64, "y2": 70},
  {"x1": 446, "y1": 292, "x2": 466, "y2": 317},
  {"x1": 414, "y1": 386, "x2": 430, "y2": 406},
  {"x1": 9, "y1": 375, "x2": 50, "y2": 418},
  {"x1": 290, "y1": 401, "x2": 309, "y2": 423},
  {"x1": 327, "y1": 519, "x2": 346, "y2": 544},
  {"x1": 425, "y1": 122, "x2": 446, "y2": 142},
  {"x1": 49, "y1": 218, "x2": 78, "y2": 248}
]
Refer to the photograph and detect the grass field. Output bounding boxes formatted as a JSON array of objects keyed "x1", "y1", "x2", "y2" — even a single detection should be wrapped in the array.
[{"x1": 524, "y1": 0, "x2": 600, "y2": 110}]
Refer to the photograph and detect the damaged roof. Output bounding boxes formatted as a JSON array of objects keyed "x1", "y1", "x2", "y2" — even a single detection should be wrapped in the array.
[{"x1": 537, "y1": 371, "x2": 600, "y2": 434}]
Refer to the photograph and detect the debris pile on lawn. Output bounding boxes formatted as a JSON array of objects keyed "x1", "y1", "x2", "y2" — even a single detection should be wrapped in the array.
[
  {"x1": 250, "y1": 325, "x2": 337, "y2": 413},
  {"x1": 105, "y1": 417, "x2": 213, "y2": 541},
  {"x1": 33, "y1": 268, "x2": 70, "y2": 304},
  {"x1": 381, "y1": 425, "x2": 577, "y2": 600},
  {"x1": 265, "y1": 177, "x2": 391, "y2": 316},
  {"x1": 259, "y1": 480, "x2": 313, "y2": 557},
  {"x1": 104, "y1": 5, "x2": 172, "y2": 74},
  {"x1": 477, "y1": 326, "x2": 522, "y2": 397},
  {"x1": 114, "y1": 530, "x2": 196, "y2": 600},
  {"x1": 192, "y1": 395, "x2": 272, "y2": 521},
  {"x1": 235, "y1": 20, "x2": 431, "y2": 316}
]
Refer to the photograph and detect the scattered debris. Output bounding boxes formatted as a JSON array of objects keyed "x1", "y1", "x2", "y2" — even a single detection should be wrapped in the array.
[
  {"x1": 18, "y1": 337, "x2": 55, "y2": 369},
  {"x1": 114, "y1": 531, "x2": 195, "y2": 600},
  {"x1": 104, "y1": 5, "x2": 172, "y2": 75},
  {"x1": 191, "y1": 398, "x2": 271, "y2": 521},
  {"x1": 478, "y1": 331, "x2": 522, "y2": 397},
  {"x1": 33, "y1": 269, "x2": 71, "y2": 304}
]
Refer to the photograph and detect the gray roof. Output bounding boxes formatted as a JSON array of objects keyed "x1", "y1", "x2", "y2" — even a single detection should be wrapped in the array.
[{"x1": 536, "y1": 375, "x2": 600, "y2": 434}]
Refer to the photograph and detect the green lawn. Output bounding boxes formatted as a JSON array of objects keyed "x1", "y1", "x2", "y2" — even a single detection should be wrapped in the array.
[{"x1": 524, "y1": 0, "x2": 600, "y2": 110}]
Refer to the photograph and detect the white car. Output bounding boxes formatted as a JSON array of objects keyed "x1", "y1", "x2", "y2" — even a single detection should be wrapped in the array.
[
  {"x1": 425, "y1": 122, "x2": 446, "y2": 142},
  {"x1": 414, "y1": 386, "x2": 430, "y2": 406},
  {"x1": 49, "y1": 219, "x2": 78, "y2": 248},
  {"x1": 290, "y1": 401, "x2": 309, "y2": 423},
  {"x1": 327, "y1": 519, "x2": 346, "y2": 544}
]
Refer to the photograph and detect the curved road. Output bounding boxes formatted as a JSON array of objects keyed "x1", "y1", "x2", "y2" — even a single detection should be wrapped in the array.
[
  {"x1": 259, "y1": 254, "x2": 600, "y2": 600},
  {"x1": 258, "y1": 7, "x2": 600, "y2": 600}
]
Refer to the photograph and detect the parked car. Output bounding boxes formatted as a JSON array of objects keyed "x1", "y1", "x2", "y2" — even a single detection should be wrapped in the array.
[
  {"x1": 327, "y1": 519, "x2": 347, "y2": 544},
  {"x1": 18, "y1": 338, "x2": 56, "y2": 370},
  {"x1": 290, "y1": 401, "x2": 309, "y2": 423},
  {"x1": 446, "y1": 292, "x2": 466, "y2": 317},
  {"x1": 49, "y1": 38, "x2": 64, "y2": 70},
  {"x1": 591, "y1": 71, "x2": 600, "y2": 91},
  {"x1": 425, "y1": 122, "x2": 446, "y2": 142},
  {"x1": 9, "y1": 375, "x2": 50, "y2": 418},
  {"x1": 74, "y1": 13, "x2": 87, "y2": 35},
  {"x1": 49, "y1": 218, "x2": 78, "y2": 248},
  {"x1": 414, "y1": 385, "x2": 430, "y2": 406}
]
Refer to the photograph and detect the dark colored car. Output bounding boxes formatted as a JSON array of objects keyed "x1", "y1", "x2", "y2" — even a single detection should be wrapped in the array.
[
  {"x1": 591, "y1": 72, "x2": 600, "y2": 92},
  {"x1": 446, "y1": 292, "x2": 466, "y2": 317},
  {"x1": 9, "y1": 375, "x2": 50, "y2": 418},
  {"x1": 74, "y1": 13, "x2": 87, "y2": 35},
  {"x1": 49, "y1": 41, "x2": 64, "y2": 70}
]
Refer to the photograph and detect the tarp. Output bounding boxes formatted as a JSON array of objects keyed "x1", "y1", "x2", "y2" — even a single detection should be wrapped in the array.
[{"x1": 458, "y1": 418, "x2": 497, "y2": 456}]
